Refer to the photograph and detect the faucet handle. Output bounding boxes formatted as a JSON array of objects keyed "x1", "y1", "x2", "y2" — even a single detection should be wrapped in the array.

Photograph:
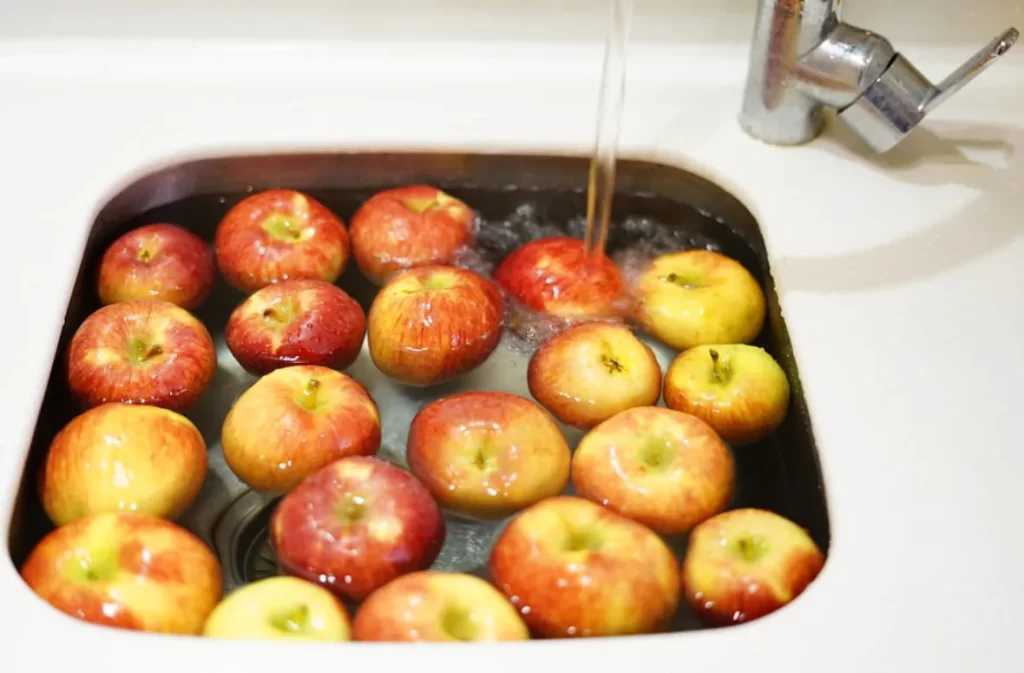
[
  {"x1": 837, "y1": 27, "x2": 1019, "y2": 153},
  {"x1": 925, "y1": 28, "x2": 1020, "y2": 113}
]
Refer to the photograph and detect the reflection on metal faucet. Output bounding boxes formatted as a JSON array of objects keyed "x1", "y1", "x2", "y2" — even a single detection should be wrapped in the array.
[{"x1": 739, "y1": 0, "x2": 1019, "y2": 153}]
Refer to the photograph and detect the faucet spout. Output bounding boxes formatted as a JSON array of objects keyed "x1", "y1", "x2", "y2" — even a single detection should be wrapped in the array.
[{"x1": 739, "y1": 0, "x2": 1019, "y2": 153}]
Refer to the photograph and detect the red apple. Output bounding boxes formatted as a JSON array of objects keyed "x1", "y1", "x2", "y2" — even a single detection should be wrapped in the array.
[
  {"x1": 489, "y1": 496, "x2": 680, "y2": 638},
  {"x1": 97, "y1": 223, "x2": 215, "y2": 310},
  {"x1": 571, "y1": 406, "x2": 735, "y2": 536},
  {"x1": 270, "y1": 456, "x2": 446, "y2": 602},
  {"x1": 214, "y1": 189, "x2": 350, "y2": 293},
  {"x1": 41, "y1": 403, "x2": 208, "y2": 526},
  {"x1": 66, "y1": 299, "x2": 217, "y2": 411},
  {"x1": 349, "y1": 185, "x2": 476, "y2": 285},
  {"x1": 407, "y1": 391, "x2": 571, "y2": 520},
  {"x1": 681, "y1": 508, "x2": 825, "y2": 625},
  {"x1": 224, "y1": 279, "x2": 366, "y2": 376},
  {"x1": 203, "y1": 576, "x2": 352, "y2": 641},
  {"x1": 633, "y1": 249, "x2": 766, "y2": 350},
  {"x1": 527, "y1": 322, "x2": 662, "y2": 430},
  {"x1": 494, "y1": 237, "x2": 627, "y2": 320},
  {"x1": 353, "y1": 571, "x2": 529, "y2": 642},
  {"x1": 664, "y1": 344, "x2": 790, "y2": 445},
  {"x1": 221, "y1": 365, "x2": 380, "y2": 493},
  {"x1": 20, "y1": 512, "x2": 222, "y2": 634},
  {"x1": 367, "y1": 264, "x2": 504, "y2": 386}
]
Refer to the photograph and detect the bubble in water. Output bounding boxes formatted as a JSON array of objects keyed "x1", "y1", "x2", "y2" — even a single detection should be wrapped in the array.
[
  {"x1": 431, "y1": 513, "x2": 510, "y2": 576},
  {"x1": 502, "y1": 301, "x2": 578, "y2": 356}
]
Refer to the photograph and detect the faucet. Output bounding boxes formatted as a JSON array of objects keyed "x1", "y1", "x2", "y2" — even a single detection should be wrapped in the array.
[{"x1": 739, "y1": 0, "x2": 1019, "y2": 152}]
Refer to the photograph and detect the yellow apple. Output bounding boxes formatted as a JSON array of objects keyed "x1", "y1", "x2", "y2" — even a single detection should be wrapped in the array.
[
  {"x1": 203, "y1": 576, "x2": 351, "y2": 641},
  {"x1": 353, "y1": 571, "x2": 529, "y2": 641},
  {"x1": 41, "y1": 403, "x2": 207, "y2": 526},
  {"x1": 664, "y1": 344, "x2": 790, "y2": 445},
  {"x1": 633, "y1": 249, "x2": 765, "y2": 350},
  {"x1": 572, "y1": 406, "x2": 735, "y2": 536}
]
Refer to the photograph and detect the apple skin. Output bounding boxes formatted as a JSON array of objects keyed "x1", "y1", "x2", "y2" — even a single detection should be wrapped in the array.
[
  {"x1": 633, "y1": 249, "x2": 766, "y2": 350},
  {"x1": 664, "y1": 344, "x2": 790, "y2": 446},
  {"x1": 489, "y1": 495, "x2": 680, "y2": 638},
  {"x1": 214, "y1": 189, "x2": 350, "y2": 294},
  {"x1": 203, "y1": 576, "x2": 352, "y2": 641},
  {"x1": 349, "y1": 185, "x2": 476, "y2": 285},
  {"x1": 571, "y1": 406, "x2": 735, "y2": 536},
  {"x1": 66, "y1": 299, "x2": 217, "y2": 412},
  {"x1": 97, "y1": 223, "x2": 216, "y2": 310},
  {"x1": 41, "y1": 403, "x2": 208, "y2": 526},
  {"x1": 407, "y1": 391, "x2": 571, "y2": 520},
  {"x1": 681, "y1": 508, "x2": 825, "y2": 626},
  {"x1": 225, "y1": 279, "x2": 366, "y2": 376},
  {"x1": 367, "y1": 264, "x2": 504, "y2": 386},
  {"x1": 221, "y1": 365, "x2": 380, "y2": 493},
  {"x1": 493, "y1": 237, "x2": 627, "y2": 320},
  {"x1": 19, "y1": 512, "x2": 222, "y2": 634},
  {"x1": 353, "y1": 571, "x2": 529, "y2": 642},
  {"x1": 270, "y1": 456, "x2": 446, "y2": 602},
  {"x1": 527, "y1": 322, "x2": 662, "y2": 430}
]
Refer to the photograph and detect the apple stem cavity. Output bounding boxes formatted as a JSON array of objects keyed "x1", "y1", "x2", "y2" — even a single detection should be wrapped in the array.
[
  {"x1": 137, "y1": 248, "x2": 154, "y2": 263},
  {"x1": 440, "y1": 605, "x2": 478, "y2": 642},
  {"x1": 709, "y1": 348, "x2": 731, "y2": 384},
  {"x1": 401, "y1": 197, "x2": 440, "y2": 213},
  {"x1": 735, "y1": 535, "x2": 769, "y2": 562},
  {"x1": 300, "y1": 378, "x2": 321, "y2": 411},
  {"x1": 128, "y1": 338, "x2": 164, "y2": 365},
  {"x1": 601, "y1": 353, "x2": 625, "y2": 374},
  {"x1": 270, "y1": 604, "x2": 310, "y2": 634},
  {"x1": 336, "y1": 493, "x2": 368, "y2": 526}
]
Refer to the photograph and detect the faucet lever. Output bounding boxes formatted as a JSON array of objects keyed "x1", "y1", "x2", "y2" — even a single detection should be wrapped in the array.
[
  {"x1": 837, "y1": 27, "x2": 1019, "y2": 153},
  {"x1": 925, "y1": 28, "x2": 1020, "y2": 114}
]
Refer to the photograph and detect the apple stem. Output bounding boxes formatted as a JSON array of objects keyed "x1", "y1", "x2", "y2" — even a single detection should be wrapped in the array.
[
  {"x1": 301, "y1": 379, "x2": 320, "y2": 410},
  {"x1": 271, "y1": 604, "x2": 309, "y2": 633},
  {"x1": 710, "y1": 349, "x2": 722, "y2": 381}
]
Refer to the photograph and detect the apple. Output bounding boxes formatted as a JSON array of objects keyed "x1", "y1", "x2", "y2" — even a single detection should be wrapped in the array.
[
  {"x1": 97, "y1": 223, "x2": 215, "y2": 310},
  {"x1": 353, "y1": 571, "x2": 529, "y2": 642},
  {"x1": 214, "y1": 189, "x2": 350, "y2": 293},
  {"x1": 367, "y1": 264, "x2": 504, "y2": 386},
  {"x1": 349, "y1": 185, "x2": 476, "y2": 285},
  {"x1": 571, "y1": 406, "x2": 735, "y2": 536},
  {"x1": 527, "y1": 322, "x2": 662, "y2": 430},
  {"x1": 270, "y1": 456, "x2": 446, "y2": 602},
  {"x1": 681, "y1": 507, "x2": 825, "y2": 625},
  {"x1": 489, "y1": 495, "x2": 680, "y2": 638},
  {"x1": 66, "y1": 299, "x2": 217, "y2": 412},
  {"x1": 664, "y1": 344, "x2": 790, "y2": 445},
  {"x1": 493, "y1": 236, "x2": 627, "y2": 320},
  {"x1": 407, "y1": 391, "x2": 571, "y2": 520},
  {"x1": 632, "y1": 249, "x2": 766, "y2": 350},
  {"x1": 19, "y1": 512, "x2": 222, "y2": 634},
  {"x1": 203, "y1": 576, "x2": 351, "y2": 641},
  {"x1": 224, "y1": 279, "x2": 366, "y2": 376},
  {"x1": 40, "y1": 403, "x2": 207, "y2": 526},
  {"x1": 221, "y1": 365, "x2": 380, "y2": 493}
]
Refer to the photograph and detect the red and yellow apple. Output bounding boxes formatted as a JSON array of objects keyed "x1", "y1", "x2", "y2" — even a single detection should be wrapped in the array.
[
  {"x1": 407, "y1": 391, "x2": 570, "y2": 519},
  {"x1": 367, "y1": 264, "x2": 504, "y2": 386},
  {"x1": 681, "y1": 508, "x2": 825, "y2": 625},
  {"x1": 225, "y1": 279, "x2": 366, "y2": 376},
  {"x1": 664, "y1": 344, "x2": 790, "y2": 445},
  {"x1": 493, "y1": 237, "x2": 627, "y2": 320},
  {"x1": 353, "y1": 571, "x2": 529, "y2": 642},
  {"x1": 214, "y1": 189, "x2": 350, "y2": 293},
  {"x1": 20, "y1": 512, "x2": 222, "y2": 634},
  {"x1": 571, "y1": 406, "x2": 734, "y2": 536},
  {"x1": 349, "y1": 185, "x2": 476, "y2": 285},
  {"x1": 489, "y1": 495, "x2": 680, "y2": 638},
  {"x1": 41, "y1": 403, "x2": 207, "y2": 526},
  {"x1": 527, "y1": 322, "x2": 662, "y2": 430},
  {"x1": 270, "y1": 456, "x2": 446, "y2": 602},
  {"x1": 97, "y1": 223, "x2": 215, "y2": 310},
  {"x1": 221, "y1": 365, "x2": 380, "y2": 493},
  {"x1": 633, "y1": 249, "x2": 766, "y2": 350},
  {"x1": 66, "y1": 299, "x2": 217, "y2": 411},
  {"x1": 203, "y1": 576, "x2": 351, "y2": 641}
]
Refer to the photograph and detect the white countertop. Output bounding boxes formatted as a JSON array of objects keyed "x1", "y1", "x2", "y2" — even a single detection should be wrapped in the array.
[{"x1": 1, "y1": 2, "x2": 1023, "y2": 670}]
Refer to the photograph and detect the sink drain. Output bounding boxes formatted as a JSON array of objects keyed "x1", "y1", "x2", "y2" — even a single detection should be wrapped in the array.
[{"x1": 212, "y1": 490, "x2": 282, "y2": 591}]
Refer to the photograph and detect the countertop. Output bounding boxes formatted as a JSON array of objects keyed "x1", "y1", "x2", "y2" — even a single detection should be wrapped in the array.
[{"x1": 1, "y1": 2, "x2": 1023, "y2": 670}]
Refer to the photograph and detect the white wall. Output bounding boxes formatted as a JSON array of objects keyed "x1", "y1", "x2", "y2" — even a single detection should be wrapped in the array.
[{"x1": 1, "y1": 0, "x2": 1021, "y2": 48}]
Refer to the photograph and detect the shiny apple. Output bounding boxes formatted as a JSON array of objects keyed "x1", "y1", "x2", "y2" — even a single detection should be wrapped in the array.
[{"x1": 203, "y1": 576, "x2": 351, "y2": 641}]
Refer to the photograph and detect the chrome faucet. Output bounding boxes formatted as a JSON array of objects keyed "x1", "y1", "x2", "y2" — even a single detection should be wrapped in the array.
[{"x1": 739, "y1": 0, "x2": 1019, "y2": 152}]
